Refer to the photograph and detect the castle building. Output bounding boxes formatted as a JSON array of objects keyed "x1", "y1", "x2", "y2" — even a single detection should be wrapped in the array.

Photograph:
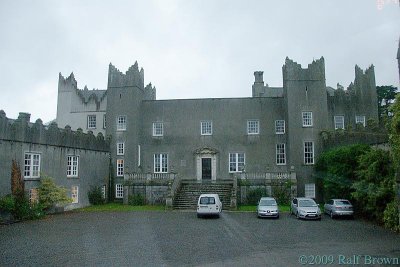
[{"x1": 56, "y1": 57, "x2": 378, "y2": 200}]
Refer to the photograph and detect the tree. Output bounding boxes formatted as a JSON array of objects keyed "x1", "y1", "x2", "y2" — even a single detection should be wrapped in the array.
[
  {"x1": 38, "y1": 176, "x2": 71, "y2": 210},
  {"x1": 315, "y1": 144, "x2": 370, "y2": 201},
  {"x1": 11, "y1": 160, "x2": 24, "y2": 201},
  {"x1": 351, "y1": 149, "x2": 395, "y2": 223},
  {"x1": 376, "y1": 85, "x2": 398, "y2": 123}
]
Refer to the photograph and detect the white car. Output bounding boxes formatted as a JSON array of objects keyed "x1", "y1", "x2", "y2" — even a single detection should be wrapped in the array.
[
  {"x1": 291, "y1": 197, "x2": 321, "y2": 220},
  {"x1": 197, "y1": 194, "x2": 222, "y2": 218},
  {"x1": 257, "y1": 197, "x2": 279, "y2": 218}
]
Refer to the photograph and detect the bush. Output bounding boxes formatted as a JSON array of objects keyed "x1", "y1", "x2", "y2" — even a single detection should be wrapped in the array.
[
  {"x1": 0, "y1": 195, "x2": 15, "y2": 212},
  {"x1": 246, "y1": 187, "x2": 267, "y2": 205},
  {"x1": 88, "y1": 186, "x2": 105, "y2": 205},
  {"x1": 128, "y1": 194, "x2": 145, "y2": 206},
  {"x1": 383, "y1": 201, "x2": 400, "y2": 232},
  {"x1": 272, "y1": 181, "x2": 292, "y2": 205},
  {"x1": 38, "y1": 176, "x2": 71, "y2": 210}
]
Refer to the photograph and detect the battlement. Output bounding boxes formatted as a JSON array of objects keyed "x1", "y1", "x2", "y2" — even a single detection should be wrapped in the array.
[
  {"x1": 144, "y1": 83, "x2": 157, "y2": 100},
  {"x1": 107, "y1": 61, "x2": 145, "y2": 89},
  {"x1": 0, "y1": 110, "x2": 109, "y2": 152},
  {"x1": 58, "y1": 73, "x2": 107, "y2": 106},
  {"x1": 282, "y1": 57, "x2": 325, "y2": 81}
]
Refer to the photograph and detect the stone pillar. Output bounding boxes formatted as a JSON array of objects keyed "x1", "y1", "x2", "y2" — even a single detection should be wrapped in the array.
[{"x1": 123, "y1": 185, "x2": 129, "y2": 205}]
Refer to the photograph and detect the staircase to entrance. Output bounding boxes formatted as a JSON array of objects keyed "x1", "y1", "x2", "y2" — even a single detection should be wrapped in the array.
[{"x1": 173, "y1": 180, "x2": 233, "y2": 210}]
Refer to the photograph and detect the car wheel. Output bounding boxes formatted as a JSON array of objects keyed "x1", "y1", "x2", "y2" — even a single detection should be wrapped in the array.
[
  {"x1": 276, "y1": 215, "x2": 280, "y2": 219},
  {"x1": 330, "y1": 211, "x2": 335, "y2": 219}
]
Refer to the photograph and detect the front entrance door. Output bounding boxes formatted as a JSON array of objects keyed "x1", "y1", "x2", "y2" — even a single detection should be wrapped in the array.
[{"x1": 202, "y1": 158, "x2": 212, "y2": 180}]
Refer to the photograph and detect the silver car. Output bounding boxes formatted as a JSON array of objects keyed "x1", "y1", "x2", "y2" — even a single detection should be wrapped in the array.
[
  {"x1": 257, "y1": 197, "x2": 279, "y2": 218},
  {"x1": 324, "y1": 199, "x2": 354, "y2": 219},
  {"x1": 291, "y1": 197, "x2": 321, "y2": 220}
]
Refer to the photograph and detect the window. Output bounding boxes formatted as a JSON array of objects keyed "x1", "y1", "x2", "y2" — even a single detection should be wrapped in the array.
[
  {"x1": 101, "y1": 185, "x2": 106, "y2": 200},
  {"x1": 201, "y1": 121, "x2": 212, "y2": 135},
  {"x1": 67, "y1": 155, "x2": 79, "y2": 177},
  {"x1": 103, "y1": 114, "x2": 106, "y2": 129},
  {"x1": 116, "y1": 159, "x2": 124, "y2": 176},
  {"x1": 229, "y1": 153, "x2": 245, "y2": 172},
  {"x1": 24, "y1": 153, "x2": 40, "y2": 178},
  {"x1": 334, "y1": 116, "x2": 344, "y2": 130},
  {"x1": 275, "y1": 120, "x2": 285, "y2": 134},
  {"x1": 153, "y1": 122, "x2": 164, "y2": 136},
  {"x1": 276, "y1": 143, "x2": 286, "y2": 165},
  {"x1": 247, "y1": 120, "x2": 259, "y2": 135},
  {"x1": 117, "y1": 142, "x2": 125, "y2": 155},
  {"x1": 29, "y1": 188, "x2": 39, "y2": 204},
  {"x1": 117, "y1": 115, "x2": 127, "y2": 131},
  {"x1": 355, "y1": 115, "x2": 366, "y2": 127},
  {"x1": 302, "y1": 112, "x2": 313, "y2": 127},
  {"x1": 71, "y1": 186, "x2": 79, "y2": 204},
  {"x1": 115, "y1": 184, "x2": 124, "y2": 199},
  {"x1": 305, "y1": 183, "x2": 316, "y2": 198},
  {"x1": 87, "y1": 115, "x2": 96, "y2": 129},
  {"x1": 154, "y1": 153, "x2": 168, "y2": 173},
  {"x1": 304, "y1": 141, "x2": 314, "y2": 165}
]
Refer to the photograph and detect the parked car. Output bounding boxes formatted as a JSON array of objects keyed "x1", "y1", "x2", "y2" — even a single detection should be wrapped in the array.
[
  {"x1": 324, "y1": 199, "x2": 354, "y2": 219},
  {"x1": 291, "y1": 197, "x2": 321, "y2": 220},
  {"x1": 257, "y1": 197, "x2": 279, "y2": 218},
  {"x1": 197, "y1": 194, "x2": 222, "y2": 218}
]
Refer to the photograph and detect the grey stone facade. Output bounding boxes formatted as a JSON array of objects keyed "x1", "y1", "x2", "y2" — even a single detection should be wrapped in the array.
[
  {"x1": 56, "y1": 57, "x2": 379, "y2": 200},
  {"x1": 0, "y1": 111, "x2": 110, "y2": 209}
]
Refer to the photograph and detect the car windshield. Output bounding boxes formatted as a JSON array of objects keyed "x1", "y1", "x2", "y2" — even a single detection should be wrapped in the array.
[
  {"x1": 200, "y1": 197, "x2": 215, "y2": 205},
  {"x1": 299, "y1": 199, "x2": 317, "y2": 207},
  {"x1": 336, "y1": 200, "x2": 351, "y2": 205},
  {"x1": 259, "y1": 199, "x2": 276, "y2": 206}
]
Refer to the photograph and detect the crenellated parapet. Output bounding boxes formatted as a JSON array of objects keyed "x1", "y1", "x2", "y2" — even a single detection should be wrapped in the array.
[
  {"x1": 282, "y1": 57, "x2": 325, "y2": 81},
  {"x1": 0, "y1": 111, "x2": 110, "y2": 152},
  {"x1": 144, "y1": 83, "x2": 157, "y2": 100},
  {"x1": 107, "y1": 61, "x2": 145, "y2": 90},
  {"x1": 58, "y1": 72, "x2": 107, "y2": 106}
]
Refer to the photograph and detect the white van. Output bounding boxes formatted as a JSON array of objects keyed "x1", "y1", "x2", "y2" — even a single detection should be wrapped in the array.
[{"x1": 197, "y1": 194, "x2": 222, "y2": 218}]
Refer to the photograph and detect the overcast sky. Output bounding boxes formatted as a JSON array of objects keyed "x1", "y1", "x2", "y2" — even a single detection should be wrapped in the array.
[{"x1": 0, "y1": 0, "x2": 399, "y2": 123}]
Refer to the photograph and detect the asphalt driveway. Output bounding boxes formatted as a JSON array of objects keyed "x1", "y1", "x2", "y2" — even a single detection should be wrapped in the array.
[{"x1": 1, "y1": 211, "x2": 399, "y2": 266}]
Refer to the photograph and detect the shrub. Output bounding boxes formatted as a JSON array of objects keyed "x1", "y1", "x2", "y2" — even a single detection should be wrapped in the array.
[
  {"x1": 128, "y1": 194, "x2": 145, "y2": 206},
  {"x1": 0, "y1": 195, "x2": 15, "y2": 212},
  {"x1": 38, "y1": 175, "x2": 72, "y2": 210},
  {"x1": 383, "y1": 200, "x2": 400, "y2": 232},
  {"x1": 87, "y1": 186, "x2": 105, "y2": 205},
  {"x1": 272, "y1": 181, "x2": 292, "y2": 205},
  {"x1": 246, "y1": 187, "x2": 267, "y2": 205}
]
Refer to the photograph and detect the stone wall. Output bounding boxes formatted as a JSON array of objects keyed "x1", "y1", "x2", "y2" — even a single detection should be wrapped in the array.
[{"x1": 0, "y1": 111, "x2": 110, "y2": 209}]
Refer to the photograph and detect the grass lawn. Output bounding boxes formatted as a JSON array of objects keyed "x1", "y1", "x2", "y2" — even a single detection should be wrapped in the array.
[
  {"x1": 75, "y1": 202, "x2": 165, "y2": 212},
  {"x1": 237, "y1": 205, "x2": 291, "y2": 212}
]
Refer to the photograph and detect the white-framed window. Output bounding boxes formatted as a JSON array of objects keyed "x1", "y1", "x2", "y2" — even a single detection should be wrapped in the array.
[
  {"x1": 117, "y1": 115, "x2": 127, "y2": 131},
  {"x1": 247, "y1": 120, "x2": 259, "y2": 135},
  {"x1": 29, "y1": 188, "x2": 39, "y2": 204},
  {"x1": 276, "y1": 143, "x2": 286, "y2": 165},
  {"x1": 115, "y1": 184, "x2": 124, "y2": 199},
  {"x1": 101, "y1": 185, "x2": 106, "y2": 200},
  {"x1": 201, "y1": 120, "x2": 212, "y2": 135},
  {"x1": 116, "y1": 159, "x2": 124, "y2": 176},
  {"x1": 334, "y1": 115, "x2": 345, "y2": 130},
  {"x1": 355, "y1": 115, "x2": 366, "y2": 127},
  {"x1": 67, "y1": 155, "x2": 79, "y2": 177},
  {"x1": 87, "y1": 115, "x2": 96, "y2": 129},
  {"x1": 153, "y1": 122, "x2": 164, "y2": 136},
  {"x1": 24, "y1": 153, "x2": 40, "y2": 178},
  {"x1": 117, "y1": 142, "x2": 125, "y2": 155},
  {"x1": 154, "y1": 153, "x2": 168, "y2": 173},
  {"x1": 275, "y1": 120, "x2": 285, "y2": 134},
  {"x1": 304, "y1": 141, "x2": 314, "y2": 165},
  {"x1": 103, "y1": 114, "x2": 106, "y2": 129},
  {"x1": 302, "y1": 112, "x2": 313, "y2": 127},
  {"x1": 305, "y1": 183, "x2": 316, "y2": 198},
  {"x1": 229, "y1": 153, "x2": 245, "y2": 173},
  {"x1": 71, "y1": 186, "x2": 79, "y2": 204}
]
